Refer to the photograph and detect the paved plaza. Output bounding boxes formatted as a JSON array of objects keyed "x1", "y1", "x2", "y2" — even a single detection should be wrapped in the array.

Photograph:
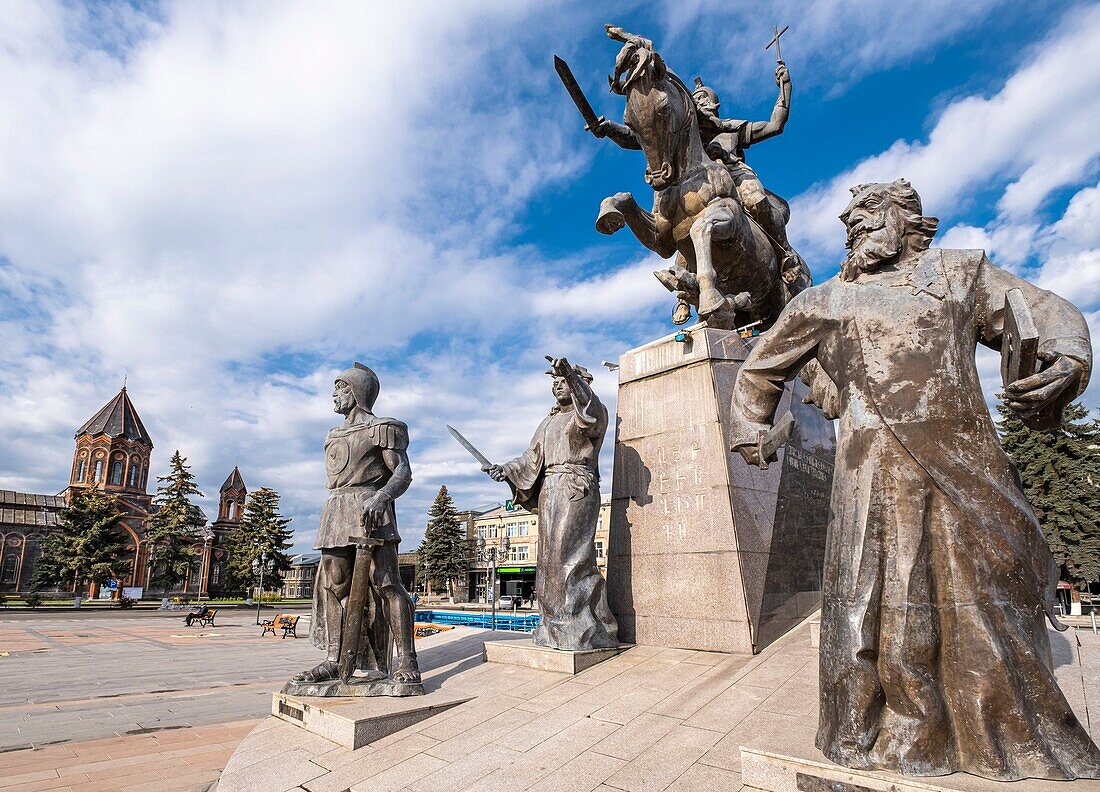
[
  {"x1": 4, "y1": 612, "x2": 1100, "y2": 791},
  {"x1": 0, "y1": 609, "x2": 319, "y2": 751},
  {"x1": 216, "y1": 621, "x2": 1100, "y2": 792}
]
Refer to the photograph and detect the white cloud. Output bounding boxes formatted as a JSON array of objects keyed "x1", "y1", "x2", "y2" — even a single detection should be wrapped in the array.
[
  {"x1": 531, "y1": 257, "x2": 668, "y2": 320},
  {"x1": 0, "y1": 0, "x2": 615, "y2": 549},
  {"x1": 658, "y1": 0, "x2": 1007, "y2": 98},
  {"x1": 788, "y1": 5, "x2": 1100, "y2": 266}
]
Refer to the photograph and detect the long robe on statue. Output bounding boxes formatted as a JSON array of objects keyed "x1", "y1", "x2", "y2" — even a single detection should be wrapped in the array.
[
  {"x1": 730, "y1": 248, "x2": 1100, "y2": 781},
  {"x1": 503, "y1": 391, "x2": 618, "y2": 651}
]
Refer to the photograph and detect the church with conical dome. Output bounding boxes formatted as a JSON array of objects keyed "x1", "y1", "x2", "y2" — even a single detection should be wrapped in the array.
[{"x1": 0, "y1": 387, "x2": 246, "y2": 597}]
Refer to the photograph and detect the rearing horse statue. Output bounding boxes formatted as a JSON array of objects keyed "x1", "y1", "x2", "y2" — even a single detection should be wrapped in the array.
[{"x1": 591, "y1": 25, "x2": 805, "y2": 329}]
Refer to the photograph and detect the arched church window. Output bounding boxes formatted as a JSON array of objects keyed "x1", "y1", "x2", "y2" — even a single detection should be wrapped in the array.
[
  {"x1": 1, "y1": 553, "x2": 17, "y2": 583},
  {"x1": 227, "y1": 501, "x2": 236, "y2": 520},
  {"x1": 93, "y1": 459, "x2": 104, "y2": 482},
  {"x1": 128, "y1": 459, "x2": 140, "y2": 487},
  {"x1": 109, "y1": 460, "x2": 124, "y2": 486},
  {"x1": 76, "y1": 460, "x2": 87, "y2": 482}
]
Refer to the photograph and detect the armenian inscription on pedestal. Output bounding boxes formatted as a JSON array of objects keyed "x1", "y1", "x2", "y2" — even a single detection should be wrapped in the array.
[{"x1": 607, "y1": 326, "x2": 835, "y2": 653}]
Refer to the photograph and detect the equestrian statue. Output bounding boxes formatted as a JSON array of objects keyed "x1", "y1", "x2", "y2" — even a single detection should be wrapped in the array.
[{"x1": 555, "y1": 24, "x2": 810, "y2": 329}]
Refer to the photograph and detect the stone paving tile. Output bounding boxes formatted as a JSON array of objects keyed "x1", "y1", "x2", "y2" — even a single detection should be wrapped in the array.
[
  {"x1": 645, "y1": 663, "x2": 741, "y2": 720},
  {"x1": 526, "y1": 748, "x2": 627, "y2": 792},
  {"x1": 697, "y1": 709, "x2": 812, "y2": 773},
  {"x1": 301, "y1": 732, "x2": 438, "y2": 792},
  {"x1": 514, "y1": 680, "x2": 592, "y2": 714},
  {"x1": 682, "y1": 681, "x2": 771, "y2": 734},
  {"x1": 424, "y1": 706, "x2": 532, "y2": 762},
  {"x1": 588, "y1": 713, "x2": 681, "y2": 762},
  {"x1": 603, "y1": 725, "x2": 722, "y2": 792},
  {"x1": 470, "y1": 715, "x2": 620, "y2": 792},
  {"x1": 662, "y1": 762, "x2": 743, "y2": 791},
  {"x1": 118, "y1": 768, "x2": 223, "y2": 791},
  {"x1": 680, "y1": 650, "x2": 726, "y2": 666},
  {"x1": 347, "y1": 752, "x2": 447, "y2": 792},
  {"x1": 503, "y1": 695, "x2": 606, "y2": 753},
  {"x1": 216, "y1": 746, "x2": 326, "y2": 791},
  {"x1": 406, "y1": 743, "x2": 517, "y2": 792},
  {"x1": 417, "y1": 694, "x2": 527, "y2": 741},
  {"x1": 0, "y1": 768, "x2": 65, "y2": 789}
]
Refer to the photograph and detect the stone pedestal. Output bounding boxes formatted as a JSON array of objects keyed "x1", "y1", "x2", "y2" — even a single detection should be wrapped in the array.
[
  {"x1": 607, "y1": 325, "x2": 836, "y2": 654},
  {"x1": 271, "y1": 690, "x2": 471, "y2": 750},
  {"x1": 740, "y1": 748, "x2": 1087, "y2": 792},
  {"x1": 483, "y1": 638, "x2": 621, "y2": 674}
]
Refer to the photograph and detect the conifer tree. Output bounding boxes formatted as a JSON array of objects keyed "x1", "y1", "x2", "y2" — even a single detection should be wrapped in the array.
[
  {"x1": 30, "y1": 488, "x2": 131, "y2": 594},
  {"x1": 223, "y1": 487, "x2": 293, "y2": 593},
  {"x1": 417, "y1": 485, "x2": 467, "y2": 598},
  {"x1": 146, "y1": 450, "x2": 206, "y2": 598},
  {"x1": 998, "y1": 401, "x2": 1100, "y2": 586}
]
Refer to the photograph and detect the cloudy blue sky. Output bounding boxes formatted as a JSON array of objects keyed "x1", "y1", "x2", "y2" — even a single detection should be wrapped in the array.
[{"x1": 0, "y1": 0, "x2": 1097, "y2": 551}]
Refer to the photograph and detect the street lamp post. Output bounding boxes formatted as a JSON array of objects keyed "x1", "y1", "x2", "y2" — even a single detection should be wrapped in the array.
[
  {"x1": 200, "y1": 536, "x2": 212, "y2": 599},
  {"x1": 253, "y1": 552, "x2": 270, "y2": 625}
]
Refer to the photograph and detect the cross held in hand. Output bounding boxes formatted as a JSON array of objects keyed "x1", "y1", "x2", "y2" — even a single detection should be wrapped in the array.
[{"x1": 766, "y1": 24, "x2": 789, "y2": 63}]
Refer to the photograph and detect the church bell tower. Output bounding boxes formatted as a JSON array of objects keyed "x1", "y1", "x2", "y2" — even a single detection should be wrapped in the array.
[{"x1": 70, "y1": 387, "x2": 153, "y2": 513}]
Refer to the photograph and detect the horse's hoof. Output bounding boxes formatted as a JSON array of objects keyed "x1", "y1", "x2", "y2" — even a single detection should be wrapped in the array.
[
  {"x1": 698, "y1": 289, "x2": 726, "y2": 316},
  {"x1": 672, "y1": 302, "x2": 692, "y2": 325},
  {"x1": 596, "y1": 209, "x2": 625, "y2": 235}
]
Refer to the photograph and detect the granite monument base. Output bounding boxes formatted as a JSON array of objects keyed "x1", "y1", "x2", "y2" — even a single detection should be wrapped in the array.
[
  {"x1": 483, "y1": 638, "x2": 621, "y2": 674},
  {"x1": 740, "y1": 747, "x2": 1095, "y2": 792},
  {"x1": 607, "y1": 324, "x2": 836, "y2": 654},
  {"x1": 272, "y1": 689, "x2": 469, "y2": 750}
]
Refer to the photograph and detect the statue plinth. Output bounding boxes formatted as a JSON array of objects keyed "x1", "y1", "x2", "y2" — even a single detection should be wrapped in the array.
[
  {"x1": 607, "y1": 325, "x2": 835, "y2": 653},
  {"x1": 272, "y1": 688, "x2": 467, "y2": 750}
]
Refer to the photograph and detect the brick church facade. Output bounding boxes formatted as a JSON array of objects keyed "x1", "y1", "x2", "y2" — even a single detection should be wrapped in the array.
[{"x1": 0, "y1": 388, "x2": 245, "y2": 597}]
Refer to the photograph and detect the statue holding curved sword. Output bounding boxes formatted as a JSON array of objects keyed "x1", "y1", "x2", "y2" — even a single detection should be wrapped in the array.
[{"x1": 449, "y1": 356, "x2": 618, "y2": 651}]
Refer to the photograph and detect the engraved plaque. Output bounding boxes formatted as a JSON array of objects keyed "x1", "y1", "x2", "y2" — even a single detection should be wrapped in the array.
[
  {"x1": 278, "y1": 699, "x2": 305, "y2": 721},
  {"x1": 796, "y1": 772, "x2": 879, "y2": 792}
]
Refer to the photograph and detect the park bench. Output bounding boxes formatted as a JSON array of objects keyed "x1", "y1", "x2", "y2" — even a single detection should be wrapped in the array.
[
  {"x1": 192, "y1": 608, "x2": 216, "y2": 628},
  {"x1": 261, "y1": 614, "x2": 300, "y2": 639}
]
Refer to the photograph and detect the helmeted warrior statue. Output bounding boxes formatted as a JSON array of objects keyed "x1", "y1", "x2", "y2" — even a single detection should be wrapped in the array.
[
  {"x1": 483, "y1": 357, "x2": 618, "y2": 651},
  {"x1": 729, "y1": 179, "x2": 1100, "y2": 780},
  {"x1": 285, "y1": 362, "x2": 422, "y2": 697}
]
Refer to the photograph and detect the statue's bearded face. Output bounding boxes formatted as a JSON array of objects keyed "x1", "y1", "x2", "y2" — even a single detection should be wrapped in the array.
[
  {"x1": 841, "y1": 191, "x2": 904, "y2": 277},
  {"x1": 333, "y1": 381, "x2": 356, "y2": 415},
  {"x1": 551, "y1": 376, "x2": 572, "y2": 406}
]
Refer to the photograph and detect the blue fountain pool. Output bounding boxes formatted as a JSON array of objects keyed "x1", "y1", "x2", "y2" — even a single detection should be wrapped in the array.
[{"x1": 416, "y1": 609, "x2": 539, "y2": 632}]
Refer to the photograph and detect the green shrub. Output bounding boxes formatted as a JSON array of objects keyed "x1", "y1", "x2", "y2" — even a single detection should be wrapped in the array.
[
  {"x1": 117, "y1": 596, "x2": 135, "y2": 609},
  {"x1": 24, "y1": 592, "x2": 43, "y2": 608}
]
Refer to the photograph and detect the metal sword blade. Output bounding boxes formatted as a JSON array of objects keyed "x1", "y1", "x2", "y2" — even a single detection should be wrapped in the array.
[
  {"x1": 446, "y1": 425, "x2": 493, "y2": 470},
  {"x1": 554, "y1": 55, "x2": 601, "y2": 130}
]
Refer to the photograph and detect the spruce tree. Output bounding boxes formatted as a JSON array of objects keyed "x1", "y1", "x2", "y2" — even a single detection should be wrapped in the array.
[
  {"x1": 146, "y1": 450, "x2": 206, "y2": 598},
  {"x1": 223, "y1": 488, "x2": 293, "y2": 594},
  {"x1": 30, "y1": 488, "x2": 131, "y2": 594},
  {"x1": 998, "y1": 401, "x2": 1100, "y2": 586},
  {"x1": 417, "y1": 485, "x2": 467, "y2": 598}
]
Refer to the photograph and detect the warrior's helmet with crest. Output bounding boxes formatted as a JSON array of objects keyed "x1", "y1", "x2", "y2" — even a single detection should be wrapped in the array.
[{"x1": 336, "y1": 362, "x2": 380, "y2": 412}]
